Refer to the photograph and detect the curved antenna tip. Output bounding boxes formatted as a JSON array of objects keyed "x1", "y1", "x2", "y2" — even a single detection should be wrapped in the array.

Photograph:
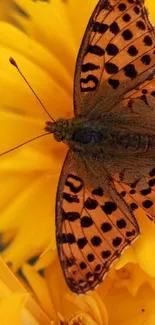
[{"x1": 9, "y1": 57, "x2": 18, "y2": 68}]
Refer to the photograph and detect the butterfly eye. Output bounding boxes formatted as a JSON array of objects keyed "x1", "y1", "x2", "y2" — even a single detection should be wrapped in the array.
[{"x1": 73, "y1": 129, "x2": 102, "y2": 144}]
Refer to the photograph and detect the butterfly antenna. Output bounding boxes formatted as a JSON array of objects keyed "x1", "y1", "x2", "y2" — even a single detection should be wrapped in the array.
[
  {"x1": 0, "y1": 132, "x2": 50, "y2": 157},
  {"x1": 9, "y1": 57, "x2": 56, "y2": 123}
]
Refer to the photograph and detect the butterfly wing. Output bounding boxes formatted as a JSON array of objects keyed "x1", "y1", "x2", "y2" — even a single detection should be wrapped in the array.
[
  {"x1": 56, "y1": 150, "x2": 140, "y2": 294},
  {"x1": 74, "y1": 0, "x2": 155, "y2": 116},
  {"x1": 73, "y1": 0, "x2": 155, "y2": 224}
]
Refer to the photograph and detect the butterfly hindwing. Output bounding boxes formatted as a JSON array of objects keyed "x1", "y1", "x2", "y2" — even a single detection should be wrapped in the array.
[
  {"x1": 56, "y1": 150, "x2": 140, "y2": 294},
  {"x1": 74, "y1": 0, "x2": 155, "y2": 116}
]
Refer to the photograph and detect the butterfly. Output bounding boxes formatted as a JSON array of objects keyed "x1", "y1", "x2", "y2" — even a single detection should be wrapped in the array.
[
  {"x1": 45, "y1": 0, "x2": 155, "y2": 295},
  {"x1": 7, "y1": 0, "x2": 155, "y2": 295}
]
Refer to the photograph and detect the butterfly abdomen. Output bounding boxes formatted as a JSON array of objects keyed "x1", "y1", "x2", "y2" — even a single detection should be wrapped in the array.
[
  {"x1": 112, "y1": 131, "x2": 154, "y2": 152},
  {"x1": 70, "y1": 120, "x2": 155, "y2": 154}
]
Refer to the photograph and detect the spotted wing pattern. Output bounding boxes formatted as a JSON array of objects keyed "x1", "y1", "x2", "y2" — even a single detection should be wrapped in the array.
[
  {"x1": 57, "y1": 0, "x2": 155, "y2": 294},
  {"x1": 74, "y1": 0, "x2": 155, "y2": 116},
  {"x1": 112, "y1": 65, "x2": 155, "y2": 221},
  {"x1": 56, "y1": 151, "x2": 139, "y2": 294},
  {"x1": 114, "y1": 167, "x2": 155, "y2": 222}
]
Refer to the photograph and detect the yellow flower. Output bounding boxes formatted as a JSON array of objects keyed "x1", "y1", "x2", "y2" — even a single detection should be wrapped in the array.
[
  {"x1": 1, "y1": 0, "x2": 155, "y2": 324},
  {"x1": 0, "y1": 257, "x2": 50, "y2": 324}
]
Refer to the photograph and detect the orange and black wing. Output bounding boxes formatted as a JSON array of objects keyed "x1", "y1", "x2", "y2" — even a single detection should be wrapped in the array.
[
  {"x1": 56, "y1": 150, "x2": 140, "y2": 294},
  {"x1": 74, "y1": 0, "x2": 155, "y2": 116}
]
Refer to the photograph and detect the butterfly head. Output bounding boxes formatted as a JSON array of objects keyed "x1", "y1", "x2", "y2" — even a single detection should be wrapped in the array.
[{"x1": 45, "y1": 118, "x2": 70, "y2": 142}]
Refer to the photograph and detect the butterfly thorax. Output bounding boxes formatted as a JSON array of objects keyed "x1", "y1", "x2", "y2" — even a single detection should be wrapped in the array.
[{"x1": 45, "y1": 118, "x2": 154, "y2": 155}]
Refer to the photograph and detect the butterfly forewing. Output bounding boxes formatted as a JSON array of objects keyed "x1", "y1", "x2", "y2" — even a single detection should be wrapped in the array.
[
  {"x1": 56, "y1": 151, "x2": 139, "y2": 294},
  {"x1": 74, "y1": 0, "x2": 155, "y2": 116}
]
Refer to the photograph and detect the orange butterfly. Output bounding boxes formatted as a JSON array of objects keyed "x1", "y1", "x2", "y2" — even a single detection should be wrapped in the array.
[
  {"x1": 7, "y1": 0, "x2": 155, "y2": 295},
  {"x1": 49, "y1": 0, "x2": 155, "y2": 294}
]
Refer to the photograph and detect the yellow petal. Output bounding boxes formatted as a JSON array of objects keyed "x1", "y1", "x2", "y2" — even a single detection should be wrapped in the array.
[
  {"x1": 0, "y1": 22, "x2": 72, "y2": 95},
  {"x1": 0, "y1": 257, "x2": 50, "y2": 324},
  {"x1": 22, "y1": 263, "x2": 57, "y2": 321},
  {"x1": 115, "y1": 246, "x2": 137, "y2": 270},
  {"x1": 1, "y1": 173, "x2": 59, "y2": 270},
  {"x1": 34, "y1": 247, "x2": 57, "y2": 271},
  {"x1": 10, "y1": 0, "x2": 77, "y2": 75},
  {"x1": 146, "y1": 0, "x2": 155, "y2": 24},
  {"x1": 0, "y1": 293, "x2": 28, "y2": 325},
  {"x1": 66, "y1": 0, "x2": 97, "y2": 48},
  {"x1": 114, "y1": 263, "x2": 150, "y2": 297},
  {"x1": 119, "y1": 303, "x2": 155, "y2": 325},
  {"x1": 66, "y1": 293, "x2": 108, "y2": 325},
  {"x1": 69, "y1": 313, "x2": 99, "y2": 325},
  {"x1": 134, "y1": 210, "x2": 155, "y2": 277},
  {"x1": 105, "y1": 282, "x2": 155, "y2": 325}
]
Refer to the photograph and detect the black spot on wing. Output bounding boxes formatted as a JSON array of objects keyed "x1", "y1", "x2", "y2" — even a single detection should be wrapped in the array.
[
  {"x1": 86, "y1": 44, "x2": 105, "y2": 56},
  {"x1": 142, "y1": 200, "x2": 153, "y2": 208},
  {"x1": 130, "y1": 202, "x2": 138, "y2": 211},
  {"x1": 134, "y1": 5, "x2": 140, "y2": 15},
  {"x1": 136, "y1": 20, "x2": 146, "y2": 30},
  {"x1": 106, "y1": 43, "x2": 119, "y2": 56},
  {"x1": 87, "y1": 253, "x2": 95, "y2": 262},
  {"x1": 93, "y1": 21, "x2": 109, "y2": 34},
  {"x1": 124, "y1": 64, "x2": 137, "y2": 78},
  {"x1": 101, "y1": 222, "x2": 112, "y2": 232},
  {"x1": 108, "y1": 78, "x2": 120, "y2": 89},
  {"x1": 101, "y1": 201, "x2": 117, "y2": 214},
  {"x1": 123, "y1": 13, "x2": 131, "y2": 22},
  {"x1": 62, "y1": 210, "x2": 80, "y2": 222},
  {"x1": 128, "y1": 45, "x2": 138, "y2": 56},
  {"x1": 105, "y1": 62, "x2": 119, "y2": 74},
  {"x1": 126, "y1": 229, "x2": 136, "y2": 237},
  {"x1": 101, "y1": 250, "x2": 111, "y2": 259},
  {"x1": 149, "y1": 168, "x2": 155, "y2": 177},
  {"x1": 116, "y1": 219, "x2": 127, "y2": 229},
  {"x1": 80, "y1": 74, "x2": 99, "y2": 92},
  {"x1": 81, "y1": 216, "x2": 93, "y2": 228},
  {"x1": 65, "y1": 174, "x2": 83, "y2": 193},
  {"x1": 84, "y1": 197, "x2": 98, "y2": 210},
  {"x1": 143, "y1": 35, "x2": 153, "y2": 46},
  {"x1": 118, "y1": 3, "x2": 127, "y2": 11},
  {"x1": 110, "y1": 21, "x2": 120, "y2": 35},
  {"x1": 77, "y1": 237, "x2": 88, "y2": 249},
  {"x1": 140, "y1": 188, "x2": 151, "y2": 195},
  {"x1": 91, "y1": 236, "x2": 102, "y2": 246},
  {"x1": 92, "y1": 187, "x2": 104, "y2": 196},
  {"x1": 58, "y1": 233, "x2": 76, "y2": 244},
  {"x1": 81, "y1": 63, "x2": 100, "y2": 72},
  {"x1": 112, "y1": 237, "x2": 122, "y2": 247},
  {"x1": 122, "y1": 29, "x2": 133, "y2": 41},
  {"x1": 141, "y1": 55, "x2": 151, "y2": 65},
  {"x1": 149, "y1": 179, "x2": 155, "y2": 187},
  {"x1": 63, "y1": 192, "x2": 79, "y2": 203},
  {"x1": 79, "y1": 261, "x2": 87, "y2": 270}
]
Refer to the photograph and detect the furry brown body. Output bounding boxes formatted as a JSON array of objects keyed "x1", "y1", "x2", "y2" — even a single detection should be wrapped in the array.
[{"x1": 46, "y1": 116, "x2": 155, "y2": 186}]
